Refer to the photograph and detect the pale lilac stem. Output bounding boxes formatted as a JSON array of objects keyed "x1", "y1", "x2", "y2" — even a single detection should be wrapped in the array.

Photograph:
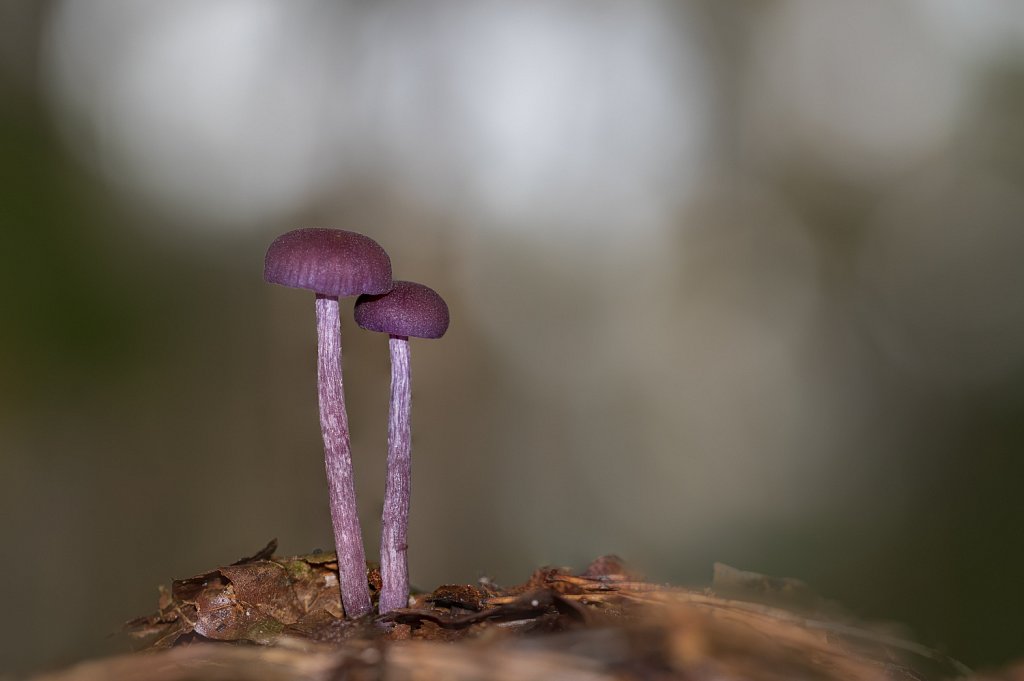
[
  {"x1": 315, "y1": 294, "x2": 371, "y2": 618},
  {"x1": 379, "y1": 335, "x2": 412, "y2": 614}
]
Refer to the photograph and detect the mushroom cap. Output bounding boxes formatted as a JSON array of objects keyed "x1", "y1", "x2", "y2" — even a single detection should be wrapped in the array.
[
  {"x1": 264, "y1": 228, "x2": 393, "y2": 297},
  {"x1": 354, "y1": 281, "x2": 450, "y2": 339}
]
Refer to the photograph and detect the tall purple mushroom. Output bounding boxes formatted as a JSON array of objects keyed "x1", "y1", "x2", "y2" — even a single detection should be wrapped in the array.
[
  {"x1": 354, "y1": 281, "x2": 449, "y2": 614},
  {"x1": 264, "y1": 228, "x2": 392, "y2": 618}
]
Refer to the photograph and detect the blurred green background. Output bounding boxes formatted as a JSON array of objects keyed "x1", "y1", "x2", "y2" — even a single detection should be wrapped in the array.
[{"x1": 3, "y1": 1, "x2": 1024, "y2": 675}]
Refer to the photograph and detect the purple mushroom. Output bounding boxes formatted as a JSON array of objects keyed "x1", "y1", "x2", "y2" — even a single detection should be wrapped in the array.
[
  {"x1": 264, "y1": 228, "x2": 392, "y2": 618},
  {"x1": 354, "y1": 281, "x2": 449, "y2": 614}
]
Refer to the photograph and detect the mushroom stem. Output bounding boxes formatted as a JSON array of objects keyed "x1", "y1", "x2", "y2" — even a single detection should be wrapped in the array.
[
  {"x1": 315, "y1": 294, "x2": 372, "y2": 618},
  {"x1": 379, "y1": 334, "x2": 412, "y2": 614}
]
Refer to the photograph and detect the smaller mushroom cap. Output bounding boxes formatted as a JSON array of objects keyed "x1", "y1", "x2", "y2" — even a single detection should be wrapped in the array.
[
  {"x1": 354, "y1": 281, "x2": 450, "y2": 339},
  {"x1": 264, "y1": 228, "x2": 393, "y2": 297}
]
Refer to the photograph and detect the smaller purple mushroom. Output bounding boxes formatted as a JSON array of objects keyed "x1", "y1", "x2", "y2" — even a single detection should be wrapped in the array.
[
  {"x1": 264, "y1": 228, "x2": 392, "y2": 619},
  {"x1": 354, "y1": 281, "x2": 449, "y2": 614}
]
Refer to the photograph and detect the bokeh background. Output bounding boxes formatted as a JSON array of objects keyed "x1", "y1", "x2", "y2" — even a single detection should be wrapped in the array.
[{"x1": 3, "y1": 1, "x2": 1024, "y2": 675}]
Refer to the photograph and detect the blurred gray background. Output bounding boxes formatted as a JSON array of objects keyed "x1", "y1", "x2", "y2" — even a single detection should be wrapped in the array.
[{"x1": 3, "y1": 1, "x2": 1024, "y2": 675}]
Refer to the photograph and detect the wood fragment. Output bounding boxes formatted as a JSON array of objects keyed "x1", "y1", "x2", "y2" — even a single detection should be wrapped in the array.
[{"x1": 31, "y1": 550, "x2": 987, "y2": 681}]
